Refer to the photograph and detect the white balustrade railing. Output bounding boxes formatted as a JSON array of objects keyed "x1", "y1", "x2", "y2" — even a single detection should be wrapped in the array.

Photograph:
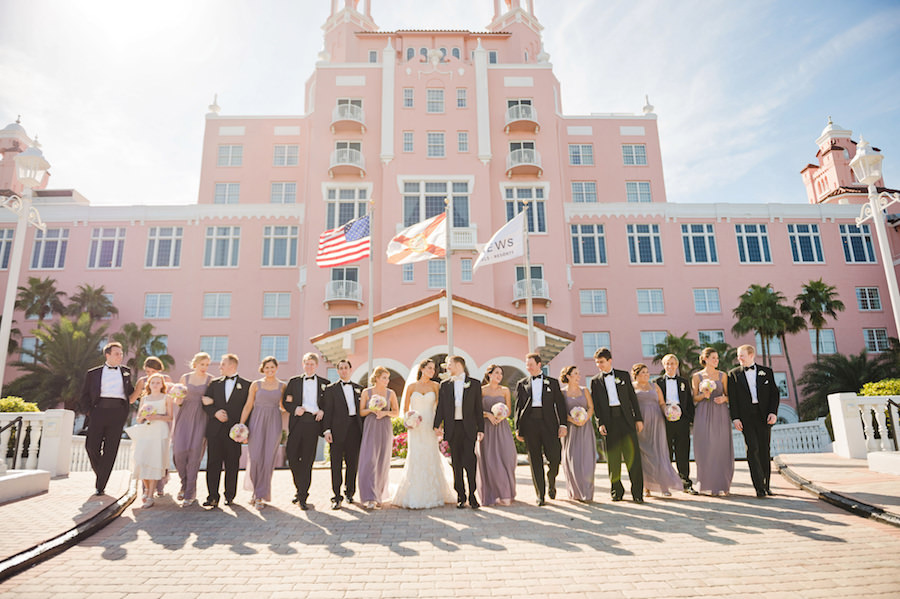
[
  {"x1": 506, "y1": 148, "x2": 542, "y2": 170},
  {"x1": 513, "y1": 278, "x2": 550, "y2": 302},
  {"x1": 70, "y1": 435, "x2": 133, "y2": 473},
  {"x1": 505, "y1": 104, "x2": 538, "y2": 126},
  {"x1": 330, "y1": 148, "x2": 365, "y2": 170},
  {"x1": 688, "y1": 419, "x2": 832, "y2": 460},
  {"x1": 828, "y1": 392, "x2": 897, "y2": 458},
  {"x1": 331, "y1": 103, "x2": 365, "y2": 126},
  {"x1": 325, "y1": 279, "x2": 362, "y2": 303},
  {"x1": 0, "y1": 410, "x2": 75, "y2": 476}
]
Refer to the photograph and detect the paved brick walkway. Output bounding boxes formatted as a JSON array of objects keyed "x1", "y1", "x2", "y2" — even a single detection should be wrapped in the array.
[{"x1": 2, "y1": 461, "x2": 899, "y2": 598}]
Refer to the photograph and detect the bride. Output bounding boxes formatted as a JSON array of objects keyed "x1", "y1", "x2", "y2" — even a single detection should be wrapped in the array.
[{"x1": 392, "y1": 359, "x2": 456, "y2": 508}]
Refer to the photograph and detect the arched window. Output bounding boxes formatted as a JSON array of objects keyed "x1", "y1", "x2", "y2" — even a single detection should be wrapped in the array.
[
  {"x1": 440, "y1": 47, "x2": 447, "y2": 60},
  {"x1": 420, "y1": 47, "x2": 428, "y2": 58},
  {"x1": 406, "y1": 47, "x2": 415, "y2": 61},
  {"x1": 451, "y1": 47, "x2": 461, "y2": 59}
]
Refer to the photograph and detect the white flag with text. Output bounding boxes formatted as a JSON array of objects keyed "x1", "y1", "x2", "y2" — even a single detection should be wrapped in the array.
[{"x1": 472, "y1": 211, "x2": 525, "y2": 272}]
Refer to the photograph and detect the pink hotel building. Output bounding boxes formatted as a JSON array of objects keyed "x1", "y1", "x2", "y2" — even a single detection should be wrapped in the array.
[{"x1": 0, "y1": 0, "x2": 895, "y2": 422}]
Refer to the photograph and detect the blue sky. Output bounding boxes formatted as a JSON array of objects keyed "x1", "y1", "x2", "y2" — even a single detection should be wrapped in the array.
[{"x1": 0, "y1": 0, "x2": 898, "y2": 206}]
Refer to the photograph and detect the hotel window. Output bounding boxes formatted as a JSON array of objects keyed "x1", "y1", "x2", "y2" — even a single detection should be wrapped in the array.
[
  {"x1": 504, "y1": 187, "x2": 546, "y2": 233},
  {"x1": 203, "y1": 226, "x2": 240, "y2": 267},
  {"x1": 456, "y1": 88, "x2": 467, "y2": 108},
  {"x1": 426, "y1": 89, "x2": 444, "y2": 113},
  {"x1": 755, "y1": 333, "x2": 783, "y2": 355},
  {"x1": 682, "y1": 224, "x2": 718, "y2": 263},
  {"x1": 864, "y1": 328, "x2": 890, "y2": 352},
  {"x1": 144, "y1": 293, "x2": 172, "y2": 319},
  {"x1": 698, "y1": 330, "x2": 725, "y2": 345},
  {"x1": 20, "y1": 337, "x2": 39, "y2": 364},
  {"x1": 856, "y1": 287, "x2": 882, "y2": 311},
  {"x1": 406, "y1": 48, "x2": 415, "y2": 61},
  {"x1": 332, "y1": 266, "x2": 358, "y2": 288},
  {"x1": 488, "y1": 50, "x2": 498, "y2": 64},
  {"x1": 788, "y1": 224, "x2": 824, "y2": 263},
  {"x1": 101, "y1": 293, "x2": 115, "y2": 319},
  {"x1": 583, "y1": 332, "x2": 611, "y2": 359},
  {"x1": 273, "y1": 144, "x2": 299, "y2": 166},
  {"x1": 419, "y1": 47, "x2": 428, "y2": 58},
  {"x1": 214, "y1": 182, "x2": 240, "y2": 204},
  {"x1": 262, "y1": 225, "x2": 298, "y2": 267},
  {"x1": 568, "y1": 144, "x2": 594, "y2": 166},
  {"x1": 0, "y1": 229, "x2": 11, "y2": 269},
  {"x1": 402, "y1": 131, "x2": 414, "y2": 153},
  {"x1": 810, "y1": 329, "x2": 837, "y2": 355},
  {"x1": 457, "y1": 131, "x2": 469, "y2": 153},
  {"x1": 145, "y1": 226, "x2": 183, "y2": 268},
  {"x1": 839, "y1": 224, "x2": 876, "y2": 263},
  {"x1": 329, "y1": 316, "x2": 357, "y2": 330},
  {"x1": 402, "y1": 263, "x2": 414, "y2": 283},
  {"x1": 402, "y1": 181, "x2": 469, "y2": 227},
  {"x1": 260, "y1": 335, "x2": 289, "y2": 362},
  {"x1": 427, "y1": 132, "x2": 445, "y2": 158},
  {"x1": 571, "y1": 224, "x2": 607, "y2": 264},
  {"x1": 451, "y1": 47, "x2": 461, "y2": 60},
  {"x1": 461, "y1": 258, "x2": 473, "y2": 282},
  {"x1": 263, "y1": 292, "x2": 291, "y2": 318},
  {"x1": 439, "y1": 47, "x2": 447, "y2": 60},
  {"x1": 571, "y1": 181, "x2": 597, "y2": 203},
  {"x1": 368, "y1": 50, "x2": 377, "y2": 63},
  {"x1": 622, "y1": 144, "x2": 647, "y2": 166},
  {"x1": 641, "y1": 331, "x2": 667, "y2": 357},
  {"x1": 516, "y1": 265, "x2": 544, "y2": 287},
  {"x1": 403, "y1": 87, "x2": 414, "y2": 108},
  {"x1": 428, "y1": 259, "x2": 446, "y2": 289},
  {"x1": 580, "y1": 289, "x2": 608, "y2": 315},
  {"x1": 627, "y1": 224, "x2": 663, "y2": 264},
  {"x1": 200, "y1": 336, "x2": 228, "y2": 358},
  {"x1": 637, "y1": 289, "x2": 664, "y2": 314},
  {"x1": 217, "y1": 144, "x2": 242, "y2": 167},
  {"x1": 626, "y1": 181, "x2": 652, "y2": 203},
  {"x1": 735, "y1": 224, "x2": 771, "y2": 263},
  {"x1": 326, "y1": 187, "x2": 368, "y2": 229},
  {"x1": 30, "y1": 228, "x2": 68, "y2": 270},
  {"x1": 270, "y1": 182, "x2": 297, "y2": 204},
  {"x1": 203, "y1": 293, "x2": 231, "y2": 319},
  {"x1": 88, "y1": 227, "x2": 126, "y2": 269},
  {"x1": 774, "y1": 372, "x2": 790, "y2": 399},
  {"x1": 693, "y1": 288, "x2": 721, "y2": 313}
]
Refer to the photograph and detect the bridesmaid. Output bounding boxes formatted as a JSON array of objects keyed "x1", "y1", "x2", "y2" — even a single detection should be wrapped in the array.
[
  {"x1": 358, "y1": 366, "x2": 399, "y2": 509},
  {"x1": 132, "y1": 373, "x2": 173, "y2": 508},
  {"x1": 172, "y1": 352, "x2": 213, "y2": 507},
  {"x1": 239, "y1": 356, "x2": 285, "y2": 509},
  {"x1": 475, "y1": 365, "x2": 517, "y2": 507},
  {"x1": 560, "y1": 365, "x2": 597, "y2": 502},
  {"x1": 631, "y1": 363, "x2": 682, "y2": 497},
  {"x1": 692, "y1": 347, "x2": 734, "y2": 496}
]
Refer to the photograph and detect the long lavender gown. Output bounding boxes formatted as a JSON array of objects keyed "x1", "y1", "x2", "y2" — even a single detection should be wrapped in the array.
[
  {"x1": 561, "y1": 387, "x2": 597, "y2": 501},
  {"x1": 358, "y1": 389, "x2": 393, "y2": 504},
  {"x1": 635, "y1": 386, "x2": 683, "y2": 494},
  {"x1": 247, "y1": 383, "x2": 284, "y2": 502},
  {"x1": 693, "y1": 372, "x2": 734, "y2": 494},
  {"x1": 172, "y1": 376, "x2": 211, "y2": 501},
  {"x1": 475, "y1": 391, "x2": 517, "y2": 506}
]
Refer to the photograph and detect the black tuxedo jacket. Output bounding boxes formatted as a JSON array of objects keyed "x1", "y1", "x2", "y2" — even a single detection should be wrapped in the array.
[
  {"x1": 323, "y1": 380, "x2": 363, "y2": 443},
  {"x1": 80, "y1": 364, "x2": 135, "y2": 412},
  {"x1": 655, "y1": 375, "x2": 695, "y2": 424},
  {"x1": 434, "y1": 377, "x2": 484, "y2": 441},
  {"x1": 727, "y1": 364, "x2": 780, "y2": 423},
  {"x1": 514, "y1": 374, "x2": 567, "y2": 433},
  {"x1": 590, "y1": 369, "x2": 643, "y2": 431},
  {"x1": 283, "y1": 374, "x2": 330, "y2": 434},
  {"x1": 202, "y1": 375, "x2": 251, "y2": 438}
]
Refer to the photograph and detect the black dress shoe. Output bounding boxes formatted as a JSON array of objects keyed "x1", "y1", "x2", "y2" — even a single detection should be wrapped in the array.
[
  {"x1": 299, "y1": 500, "x2": 309, "y2": 510},
  {"x1": 611, "y1": 496, "x2": 623, "y2": 502},
  {"x1": 202, "y1": 499, "x2": 219, "y2": 508},
  {"x1": 683, "y1": 485, "x2": 699, "y2": 495},
  {"x1": 756, "y1": 492, "x2": 766, "y2": 498},
  {"x1": 291, "y1": 495, "x2": 300, "y2": 505},
  {"x1": 633, "y1": 497, "x2": 645, "y2": 504},
  {"x1": 224, "y1": 499, "x2": 234, "y2": 506},
  {"x1": 548, "y1": 486, "x2": 556, "y2": 500},
  {"x1": 469, "y1": 497, "x2": 480, "y2": 509},
  {"x1": 765, "y1": 489, "x2": 774, "y2": 496},
  {"x1": 95, "y1": 489, "x2": 105, "y2": 496},
  {"x1": 536, "y1": 498, "x2": 546, "y2": 506},
  {"x1": 331, "y1": 498, "x2": 342, "y2": 510},
  {"x1": 345, "y1": 494, "x2": 354, "y2": 504},
  {"x1": 457, "y1": 500, "x2": 467, "y2": 509}
]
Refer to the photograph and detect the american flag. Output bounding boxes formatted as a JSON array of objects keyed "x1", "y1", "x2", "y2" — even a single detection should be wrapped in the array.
[{"x1": 316, "y1": 214, "x2": 371, "y2": 267}]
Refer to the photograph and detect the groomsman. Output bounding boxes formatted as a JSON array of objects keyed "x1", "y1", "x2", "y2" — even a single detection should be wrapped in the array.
[
  {"x1": 201, "y1": 353, "x2": 250, "y2": 508},
  {"x1": 514, "y1": 352, "x2": 567, "y2": 506},
  {"x1": 80, "y1": 342, "x2": 135, "y2": 495},
  {"x1": 434, "y1": 356, "x2": 484, "y2": 509},
  {"x1": 728, "y1": 344, "x2": 779, "y2": 497},
  {"x1": 322, "y1": 359, "x2": 363, "y2": 510},
  {"x1": 590, "y1": 347, "x2": 644, "y2": 503},
  {"x1": 657, "y1": 354, "x2": 697, "y2": 494},
  {"x1": 283, "y1": 352, "x2": 329, "y2": 510}
]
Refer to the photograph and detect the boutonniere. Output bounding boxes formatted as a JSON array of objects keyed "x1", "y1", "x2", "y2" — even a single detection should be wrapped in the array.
[
  {"x1": 123, "y1": 371, "x2": 130, "y2": 378},
  {"x1": 236, "y1": 383, "x2": 243, "y2": 390},
  {"x1": 464, "y1": 381, "x2": 471, "y2": 389},
  {"x1": 758, "y1": 371, "x2": 766, "y2": 378},
  {"x1": 320, "y1": 383, "x2": 326, "y2": 390},
  {"x1": 680, "y1": 382, "x2": 685, "y2": 392},
  {"x1": 615, "y1": 377, "x2": 623, "y2": 385}
]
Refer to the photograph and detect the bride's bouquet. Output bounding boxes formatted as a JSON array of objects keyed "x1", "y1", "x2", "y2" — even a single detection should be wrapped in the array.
[
  {"x1": 403, "y1": 410, "x2": 423, "y2": 429},
  {"x1": 138, "y1": 403, "x2": 156, "y2": 423},
  {"x1": 665, "y1": 403, "x2": 682, "y2": 422},
  {"x1": 699, "y1": 378, "x2": 716, "y2": 395},
  {"x1": 491, "y1": 403, "x2": 510, "y2": 420},
  {"x1": 569, "y1": 406, "x2": 588, "y2": 426},
  {"x1": 229, "y1": 423, "x2": 249, "y2": 444},
  {"x1": 368, "y1": 394, "x2": 387, "y2": 412}
]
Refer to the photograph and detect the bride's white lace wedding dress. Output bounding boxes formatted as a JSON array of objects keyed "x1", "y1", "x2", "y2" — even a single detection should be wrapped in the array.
[{"x1": 391, "y1": 390, "x2": 456, "y2": 508}]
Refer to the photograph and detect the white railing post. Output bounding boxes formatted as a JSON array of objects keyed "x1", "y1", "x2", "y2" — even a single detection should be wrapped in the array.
[
  {"x1": 828, "y1": 392, "x2": 869, "y2": 458},
  {"x1": 37, "y1": 409, "x2": 74, "y2": 476}
]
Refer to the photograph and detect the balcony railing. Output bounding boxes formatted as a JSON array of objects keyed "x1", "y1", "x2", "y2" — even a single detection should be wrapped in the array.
[
  {"x1": 513, "y1": 278, "x2": 550, "y2": 303},
  {"x1": 325, "y1": 280, "x2": 362, "y2": 305},
  {"x1": 331, "y1": 104, "x2": 366, "y2": 132},
  {"x1": 504, "y1": 104, "x2": 539, "y2": 132},
  {"x1": 506, "y1": 148, "x2": 542, "y2": 177},
  {"x1": 329, "y1": 148, "x2": 366, "y2": 178}
]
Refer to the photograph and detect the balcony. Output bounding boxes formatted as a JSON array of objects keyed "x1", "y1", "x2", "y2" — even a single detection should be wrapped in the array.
[
  {"x1": 324, "y1": 280, "x2": 363, "y2": 308},
  {"x1": 512, "y1": 278, "x2": 551, "y2": 307},
  {"x1": 504, "y1": 104, "x2": 539, "y2": 133},
  {"x1": 506, "y1": 148, "x2": 542, "y2": 178},
  {"x1": 329, "y1": 148, "x2": 366, "y2": 178},
  {"x1": 331, "y1": 104, "x2": 366, "y2": 133}
]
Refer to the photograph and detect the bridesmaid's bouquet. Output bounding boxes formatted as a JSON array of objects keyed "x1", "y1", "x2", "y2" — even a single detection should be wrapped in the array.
[
  {"x1": 229, "y1": 423, "x2": 249, "y2": 444},
  {"x1": 368, "y1": 394, "x2": 387, "y2": 412},
  {"x1": 699, "y1": 379, "x2": 716, "y2": 395},
  {"x1": 665, "y1": 404, "x2": 682, "y2": 422},
  {"x1": 138, "y1": 404, "x2": 156, "y2": 423},
  {"x1": 491, "y1": 403, "x2": 510, "y2": 420},
  {"x1": 569, "y1": 406, "x2": 588, "y2": 426},
  {"x1": 403, "y1": 410, "x2": 423, "y2": 429},
  {"x1": 167, "y1": 383, "x2": 188, "y2": 401}
]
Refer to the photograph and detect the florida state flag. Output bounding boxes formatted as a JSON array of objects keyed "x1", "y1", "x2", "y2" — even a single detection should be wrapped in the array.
[{"x1": 386, "y1": 213, "x2": 447, "y2": 265}]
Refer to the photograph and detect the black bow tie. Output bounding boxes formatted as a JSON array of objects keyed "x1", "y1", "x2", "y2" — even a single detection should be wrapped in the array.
[
  {"x1": 666, "y1": 376, "x2": 677, "y2": 380},
  {"x1": 532, "y1": 375, "x2": 542, "y2": 380},
  {"x1": 225, "y1": 375, "x2": 237, "y2": 381},
  {"x1": 106, "y1": 365, "x2": 119, "y2": 370},
  {"x1": 602, "y1": 372, "x2": 614, "y2": 378},
  {"x1": 341, "y1": 382, "x2": 353, "y2": 387},
  {"x1": 744, "y1": 366, "x2": 756, "y2": 372},
  {"x1": 304, "y1": 376, "x2": 316, "y2": 381}
]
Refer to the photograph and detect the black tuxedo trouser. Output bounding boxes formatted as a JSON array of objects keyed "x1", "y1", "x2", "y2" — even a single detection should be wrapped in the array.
[
  {"x1": 449, "y1": 424, "x2": 477, "y2": 502},
  {"x1": 606, "y1": 407, "x2": 643, "y2": 501},
  {"x1": 665, "y1": 418, "x2": 692, "y2": 487},
  {"x1": 330, "y1": 424, "x2": 362, "y2": 499},
  {"x1": 206, "y1": 431, "x2": 242, "y2": 502},
  {"x1": 85, "y1": 400, "x2": 129, "y2": 492},
  {"x1": 741, "y1": 405, "x2": 772, "y2": 494},
  {"x1": 287, "y1": 414, "x2": 320, "y2": 500},
  {"x1": 521, "y1": 408, "x2": 561, "y2": 500}
]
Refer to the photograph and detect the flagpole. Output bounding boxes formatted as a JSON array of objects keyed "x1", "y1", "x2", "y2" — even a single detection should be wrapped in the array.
[
  {"x1": 522, "y1": 200, "x2": 535, "y2": 353},
  {"x1": 367, "y1": 200, "x2": 375, "y2": 378},
  {"x1": 444, "y1": 197, "x2": 454, "y2": 357}
]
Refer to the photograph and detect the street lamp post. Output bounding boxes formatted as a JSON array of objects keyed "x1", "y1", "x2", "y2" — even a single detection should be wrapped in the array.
[
  {"x1": 0, "y1": 146, "x2": 49, "y2": 396},
  {"x1": 849, "y1": 136, "x2": 900, "y2": 339}
]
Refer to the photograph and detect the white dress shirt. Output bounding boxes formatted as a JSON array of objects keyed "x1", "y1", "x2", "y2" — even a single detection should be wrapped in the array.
[
  {"x1": 224, "y1": 377, "x2": 236, "y2": 402},
  {"x1": 100, "y1": 365, "x2": 126, "y2": 399},
  {"x1": 665, "y1": 377, "x2": 679, "y2": 405},
  {"x1": 531, "y1": 376, "x2": 543, "y2": 407},
  {"x1": 602, "y1": 371, "x2": 621, "y2": 407},
  {"x1": 341, "y1": 382, "x2": 357, "y2": 416},
  {"x1": 454, "y1": 379, "x2": 464, "y2": 420},
  {"x1": 302, "y1": 377, "x2": 320, "y2": 412},
  {"x1": 744, "y1": 366, "x2": 759, "y2": 404}
]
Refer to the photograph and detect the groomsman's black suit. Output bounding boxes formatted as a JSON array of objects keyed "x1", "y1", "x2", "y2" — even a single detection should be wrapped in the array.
[
  {"x1": 322, "y1": 379, "x2": 364, "y2": 503},
  {"x1": 656, "y1": 374, "x2": 695, "y2": 491},
  {"x1": 283, "y1": 374, "x2": 330, "y2": 504},
  {"x1": 514, "y1": 374, "x2": 567, "y2": 503},
  {"x1": 202, "y1": 374, "x2": 250, "y2": 505},
  {"x1": 591, "y1": 369, "x2": 644, "y2": 501},
  {"x1": 80, "y1": 364, "x2": 135, "y2": 494},
  {"x1": 727, "y1": 363, "x2": 779, "y2": 496},
  {"x1": 434, "y1": 376, "x2": 484, "y2": 506}
]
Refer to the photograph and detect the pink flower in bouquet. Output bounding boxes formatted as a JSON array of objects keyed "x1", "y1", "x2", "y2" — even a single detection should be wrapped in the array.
[
  {"x1": 368, "y1": 394, "x2": 387, "y2": 411},
  {"x1": 392, "y1": 431, "x2": 408, "y2": 458},
  {"x1": 167, "y1": 383, "x2": 187, "y2": 401},
  {"x1": 491, "y1": 403, "x2": 510, "y2": 419},
  {"x1": 699, "y1": 379, "x2": 716, "y2": 395},
  {"x1": 138, "y1": 404, "x2": 156, "y2": 422},
  {"x1": 229, "y1": 423, "x2": 249, "y2": 444},
  {"x1": 403, "y1": 410, "x2": 422, "y2": 429},
  {"x1": 438, "y1": 439, "x2": 451, "y2": 458},
  {"x1": 665, "y1": 403, "x2": 682, "y2": 422},
  {"x1": 569, "y1": 406, "x2": 588, "y2": 426}
]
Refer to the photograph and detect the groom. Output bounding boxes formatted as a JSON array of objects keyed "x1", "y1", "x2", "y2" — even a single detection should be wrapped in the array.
[{"x1": 434, "y1": 355, "x2": 484, "y2": 509}]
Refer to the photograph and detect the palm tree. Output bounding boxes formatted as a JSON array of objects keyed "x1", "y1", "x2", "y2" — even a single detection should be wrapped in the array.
[
  {"x1": 797, "y1": 351, "x2": 900, "y2": 420},
  {"x1": 112, "y1": 322, "x2": 174, "y2": 373},
  {"x1": 66, "y1": 284, "x2": 119, "y2": 321},
  {"x1": 731, "y1": 284, "x2": 784, "y2": 366},
  {"x1": 0, "y1": 315, "x2": 21, "y2": 354},
  {"x1": 796, "y1": 279, "x2": 845, "y2": 362},
  {"x1": 775, "y1": 303, "x2": 807, "y2": 413},
  {"x1": 652, "y1": 332, "x2": 700, "y2": 378},
  {"x1": 15, "y1": 276, "x2": 67, "y2": 321}
]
